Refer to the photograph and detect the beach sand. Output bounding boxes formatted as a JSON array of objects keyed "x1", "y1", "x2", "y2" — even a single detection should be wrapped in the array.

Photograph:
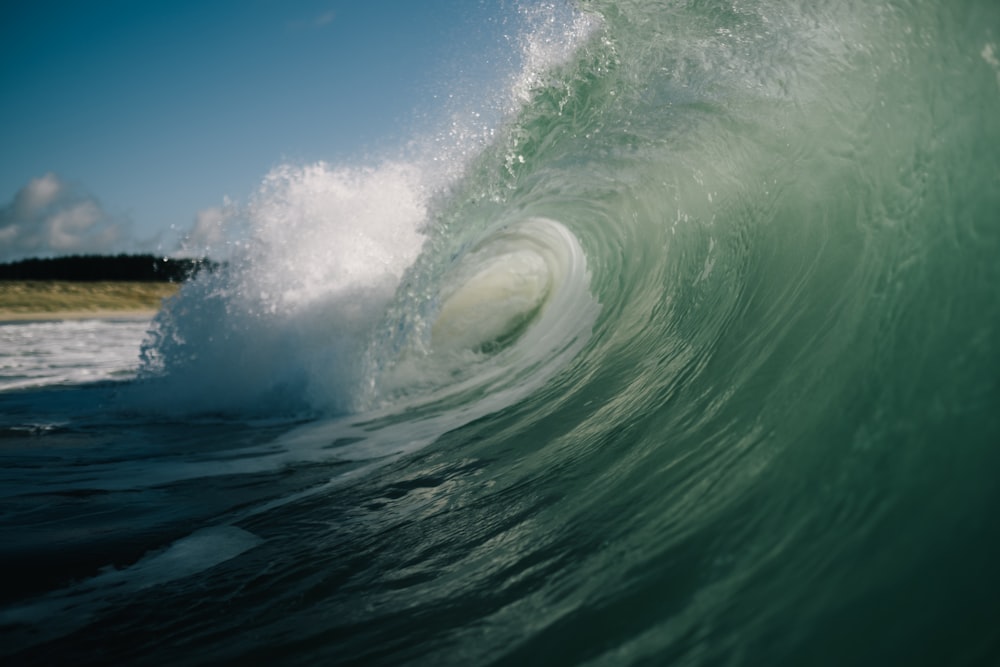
[{"x1": 0, "y1": 282, "x2": 180, "y2": 322}]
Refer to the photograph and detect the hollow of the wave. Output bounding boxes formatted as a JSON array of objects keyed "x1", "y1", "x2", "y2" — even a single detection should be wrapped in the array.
[{"x1": 431, "y1": 249, "x2": 551, "y2": 353}]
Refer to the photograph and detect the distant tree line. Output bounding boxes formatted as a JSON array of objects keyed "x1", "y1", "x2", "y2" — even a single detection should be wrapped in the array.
[{"x1": 0, "y1": 254, "x2": 220, "y2": 282}]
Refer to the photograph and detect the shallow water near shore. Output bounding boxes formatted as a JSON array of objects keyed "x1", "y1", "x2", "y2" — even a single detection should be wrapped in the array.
[{"x1": 3, "y1": 0, "x2": 1000, "y2": 664}]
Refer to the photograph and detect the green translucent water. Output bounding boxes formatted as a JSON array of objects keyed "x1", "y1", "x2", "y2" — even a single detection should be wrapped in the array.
[{"x1": 354, "y1": 1, "x2": 1000, "y2": 663}]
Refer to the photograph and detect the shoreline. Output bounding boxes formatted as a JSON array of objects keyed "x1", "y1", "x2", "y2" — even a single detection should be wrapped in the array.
[
  {"x1": 0, "y1": 309, "x2": 160, "y2": 323},
  {"x1": 0, "y1": 281, "x2": 178, "y2": 323}
]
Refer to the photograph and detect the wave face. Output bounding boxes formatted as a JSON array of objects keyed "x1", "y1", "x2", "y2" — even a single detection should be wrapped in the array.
[{"x1": 4, "y1": 0, "x2": 1000, "y2": 664}]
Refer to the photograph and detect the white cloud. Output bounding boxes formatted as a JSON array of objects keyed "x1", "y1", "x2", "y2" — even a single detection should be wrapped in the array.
[
  {"x1": 19, "y1": 173, "x2": 62, "y2": 213},
  {"x1": 175, "y1": 197, "x2": 240, "y2": 258},
  {"x1": 0, "y1": 174, "x2": 133, "y2": 262}
]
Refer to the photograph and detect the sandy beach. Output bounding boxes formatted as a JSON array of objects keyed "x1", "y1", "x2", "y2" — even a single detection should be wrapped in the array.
[{"x1": 0, "y1": 281, "x2": 179, "y2": 322}]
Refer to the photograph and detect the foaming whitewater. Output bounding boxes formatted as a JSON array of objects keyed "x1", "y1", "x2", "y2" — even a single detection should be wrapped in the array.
[
  {"x1": 137, "y1": 161, "x2": 429, "y2": 415},
  {"x1": 4, "y1": 1, "x2": 1000, "y2": 665},
  {"x1": 0, "y1": 318, "x2": 151, "y2": 392}
]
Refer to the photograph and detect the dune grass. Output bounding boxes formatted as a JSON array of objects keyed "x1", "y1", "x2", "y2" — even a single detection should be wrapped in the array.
[{"x1": 0, "y1": 281, "x2": 180, "y2": 320}]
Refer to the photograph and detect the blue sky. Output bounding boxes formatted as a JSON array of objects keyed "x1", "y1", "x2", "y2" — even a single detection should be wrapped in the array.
[{"x1": 0, "y1": 0, "x2": 519, "y2": 260}]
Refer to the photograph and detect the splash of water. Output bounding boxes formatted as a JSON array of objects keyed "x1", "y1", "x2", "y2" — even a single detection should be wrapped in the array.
[{"x1": 136, "y1": 1, "x2": 602, "y2": 418}]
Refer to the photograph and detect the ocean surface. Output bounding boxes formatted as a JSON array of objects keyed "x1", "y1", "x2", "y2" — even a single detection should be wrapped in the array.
[{"x1": 3, "y1": 1, "x2": 1000, "y2": 664}]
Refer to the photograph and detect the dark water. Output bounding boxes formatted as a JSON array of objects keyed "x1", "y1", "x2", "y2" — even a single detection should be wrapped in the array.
[{"x1": 3, "y1": 0, "x2": 1000, "y2": 664}]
